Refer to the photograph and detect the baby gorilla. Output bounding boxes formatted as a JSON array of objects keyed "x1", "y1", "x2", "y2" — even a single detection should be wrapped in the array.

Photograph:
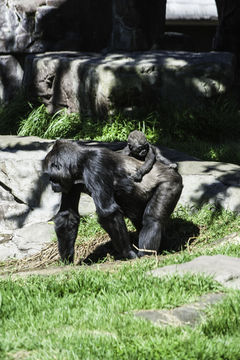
[{"x1": 122, "y1": 130, "x2": 178, "y2": 182}]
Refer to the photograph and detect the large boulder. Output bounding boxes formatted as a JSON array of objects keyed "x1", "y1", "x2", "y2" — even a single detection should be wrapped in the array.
[
  {"x1": 0, "y1": 0, "x2": 167, "y2": 54},
  {"x1": 178, "y1": 161, "x2": 240, "y2": 212},
  {"x1": 0, "y1": 136, "x2": 58, "y2": 232},
  {"x1": 23, "y1": 50, "x2": 236, "y2": 116},
  {"x1": 0, "y1": 0, "x2": 112, "y2": 54},
  {"x1": 0, "y1": 56, "x2": 23, "y2": 103},
  {"x1": 149, "y1": 254, "x2": 240, "y2": 289}
]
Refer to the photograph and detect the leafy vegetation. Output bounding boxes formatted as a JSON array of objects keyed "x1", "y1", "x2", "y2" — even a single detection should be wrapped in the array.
[
  {"x1": 1, "y1": 93, "x2": 238, "y2": 163},
  {"x1": 0, "y1": 258, "x2": 239, "y2": 359},
  {"x1": 1, "y1": 205, "x2": 240, "y2": 359}
]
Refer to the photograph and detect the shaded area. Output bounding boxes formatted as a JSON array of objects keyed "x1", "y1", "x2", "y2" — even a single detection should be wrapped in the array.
[
  {"x1": 23, "y1": 50, "x2": 236, "y2": 118},
  {"x1": 81, "y1": 218, "x2": 199, "y2": 264},
  {"x1": 182, "y1": 162, "x2": 240, "y2": 212}
]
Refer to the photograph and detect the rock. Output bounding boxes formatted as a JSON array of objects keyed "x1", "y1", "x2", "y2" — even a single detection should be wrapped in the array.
[
  {"x1": 0, "y1": 56, "x2": 24, "y2": 103},
  {"x1": 149, "y1": 255, "x2": 240, "y2": 289},
  {"x1": 178, "y1": 161, "x2": 240, "y2": 212},
  {"x1": 134, "y1": 293, "x2": 225, "y2": 327},
  {"x1": 23, "y1": 50, "x2": 236, "y2": 115},
  {"x1": 0, "y1": 1, "x2": 167, "y2": 54},
  {"x1": 0, "y1": 137, "x2": 60, "y2": 231},
  {"x1": 0, "y1": 0, "x2": 112, "y2": 53},
  {"x1": 111, "y1": 0, "x2": 166, "y2": 51},
  {"x1": 79, "y1": 193, "x2": 96, "y2": 216},
  {"x1": 0, "y1": 222, "x2": 55, "y2": 260}
]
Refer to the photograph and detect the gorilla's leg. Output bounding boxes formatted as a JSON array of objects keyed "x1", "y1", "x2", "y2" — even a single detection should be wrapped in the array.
[
  {"x1": 54, "y1": 184, "x2": 83, "y2": 263},
  {"x1": 138, "y1": 215, "x2": 163, "y2": 257},
  {"x1": 98, "y1": 211, "x2": 137, "y2": 259},
  {"x1": 138, "y1": 180, "x2": 182, "y2": 257}
]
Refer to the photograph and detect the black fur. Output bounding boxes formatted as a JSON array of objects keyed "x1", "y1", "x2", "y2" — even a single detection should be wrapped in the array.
[
  {"x1": 44, "y1": 139, "x2": 183, "y2": 262},
  {"x1": 122, "y1": 130, "x2": 178, "y2": 182}
]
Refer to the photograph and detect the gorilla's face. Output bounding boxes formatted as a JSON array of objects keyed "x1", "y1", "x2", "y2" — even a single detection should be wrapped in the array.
[
  {"x1": 127, "y1": 130, "x2": 149, "y2": 160},
  {"x1": 48, "y1": 175, "x2": 73, "y2": 194},
  {"x1": 129, "y1": 142, "x2": 149, "y2": 160},
  {"x1": 49, "y1": 176, "x2": 63, "y2": 193}
]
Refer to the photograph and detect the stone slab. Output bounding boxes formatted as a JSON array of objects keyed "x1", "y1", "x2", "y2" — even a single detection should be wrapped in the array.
[
  {"x1": 134, "y1": 293, "x2": 225, "y2": 327},
  {"x1": 178, "y1": 161, "x2": 240, "y2": 212},
  {"x1": 149, "y1": 255, "x2": 240, "y2": 289},
  {"x1": 0, "y1": 55, "x2": 24, "y2": 103}
]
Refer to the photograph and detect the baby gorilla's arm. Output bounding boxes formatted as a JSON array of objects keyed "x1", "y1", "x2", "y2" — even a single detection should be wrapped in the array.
[
  {"x1": 132, "y1": 146, "x2": 155, "y2": 182},
  {"x1": 154, "y1": 146, "x2": 178, "y2": 169}
]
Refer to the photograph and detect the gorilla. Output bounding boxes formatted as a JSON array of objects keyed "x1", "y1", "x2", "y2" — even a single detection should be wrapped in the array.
[
  {"x1": 122, "y1": 130, "x2": 178, "y2": 182},
  {"x1": 44, "y1": 139, "x2": 183, "y2": 263}
]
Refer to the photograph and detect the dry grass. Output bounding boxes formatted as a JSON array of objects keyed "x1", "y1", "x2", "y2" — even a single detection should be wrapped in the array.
[{"x1": 0, "y1": 234, "x2": 111, "y2": 276}]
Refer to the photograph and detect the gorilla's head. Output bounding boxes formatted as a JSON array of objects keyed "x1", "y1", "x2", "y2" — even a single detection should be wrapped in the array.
[
  {"x1": 44, "y1": 140, "x2": 80, "y2": 193},
  {"x1": 127, "y1": 130, "x2": 149, "y2": 160}
]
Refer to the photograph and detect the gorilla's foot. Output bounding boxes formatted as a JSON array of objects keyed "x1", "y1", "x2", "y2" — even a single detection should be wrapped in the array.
[
  {"x1": 123, "y1": 249, "x2": 138, "y2": 259},
  {"x1": 137, "y1": 250, "x2": 157, "y2": 257}
]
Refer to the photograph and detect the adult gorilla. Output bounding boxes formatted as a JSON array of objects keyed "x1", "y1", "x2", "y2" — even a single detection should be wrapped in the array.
[{"x1": 44, "y1": 139, "x2": 183, "y2": 262}]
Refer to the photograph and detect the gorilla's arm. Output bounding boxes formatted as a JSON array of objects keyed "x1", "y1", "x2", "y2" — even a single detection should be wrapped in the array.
[
  {"x1": 132, "y1": 146, "x2": 155, "y2": 182},
  {"x1": 54, "y1": 183, "x2": 83, "y2": 263},
  {"x1": 154, "y1": 146, "x2": 178, "y2": 169},
  {"x1": 82, "y1": 165, "x2": 120, "y2": 218}
]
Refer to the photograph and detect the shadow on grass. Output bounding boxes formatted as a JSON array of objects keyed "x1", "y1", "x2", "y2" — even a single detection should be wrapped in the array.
[{"x1": 80, "y1": 218, "x2": 199, "y2": 265}]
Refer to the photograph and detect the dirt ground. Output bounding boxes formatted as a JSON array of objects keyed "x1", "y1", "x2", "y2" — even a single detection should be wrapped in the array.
[{"x1": 0, "y1": 235, "x2": 141, "y2": 279}]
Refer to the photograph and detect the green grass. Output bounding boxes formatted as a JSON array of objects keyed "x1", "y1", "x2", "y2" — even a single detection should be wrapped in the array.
[
  {"x1": 1, "y1": 205, "x2": 240, "y2": 359},
  {"x1": 0, "y1": 262, "x2": 239, "y2": 359},
  {"x1": 9, "y1": 94, "x2": 240, "y2": 164}
]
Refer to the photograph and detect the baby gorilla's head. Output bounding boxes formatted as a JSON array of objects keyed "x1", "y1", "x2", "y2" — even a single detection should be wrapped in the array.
[{"x1": 127, "y1": 130, "x2": 149, "y2": 160}]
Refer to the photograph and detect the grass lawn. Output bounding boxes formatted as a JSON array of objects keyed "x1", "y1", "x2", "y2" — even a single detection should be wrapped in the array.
[{"x1": 1, "y1": 206, "x2": 240, "y2": 360}]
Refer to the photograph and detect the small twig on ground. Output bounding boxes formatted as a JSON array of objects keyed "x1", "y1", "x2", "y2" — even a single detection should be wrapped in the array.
[{"x1": 132, "y1": 244, "x2": 158, "y2": 266}]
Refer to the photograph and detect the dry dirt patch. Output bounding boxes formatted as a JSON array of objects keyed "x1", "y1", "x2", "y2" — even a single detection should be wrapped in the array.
[{"x1": 0, "y1": 235, "x2": 132, "y2": 278}]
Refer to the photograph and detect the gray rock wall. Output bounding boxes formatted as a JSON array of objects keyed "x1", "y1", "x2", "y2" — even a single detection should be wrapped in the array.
[
  {"x1": 0, "y1": 0, "x2": 112, "y2": 53},
  {"x1": 0, "y1": 1, "x2": 237, "y2": 115},
  {"x1": 0, "y1": 0, "x2": 166, "y2": 54},
  {"x1": 23, "y1": 51, "x2": 236, "y2": 115}
]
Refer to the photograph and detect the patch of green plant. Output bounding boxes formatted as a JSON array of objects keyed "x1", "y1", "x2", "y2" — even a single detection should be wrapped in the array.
[
  {"x1": 201, "y1": 292, "x2": 240, "y2": 337},
  {"x1": 17, "y1": 104, "x2": 51, "y2": 137},
  {"x1": 6, "y1": 93, "x2": 240, "y2": 165},
  {"x1": 156, "y1": 96, "x2": 240, "y2": 143},
  {"x1": 17, "y1": 106, "x2": 82, "y2": 139},
  {"x1": 76, "y1": 215, "x2": 104, "y2": 244},
  {"x1": 1, "y1": 204, "x2": 240, "y2": 359},
  {"x1": 172, "y1": 204, "x2": 240, "y2": 246},
  {"x1": 0, "y1": 262, "x2": 224, "y2": 360}
]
